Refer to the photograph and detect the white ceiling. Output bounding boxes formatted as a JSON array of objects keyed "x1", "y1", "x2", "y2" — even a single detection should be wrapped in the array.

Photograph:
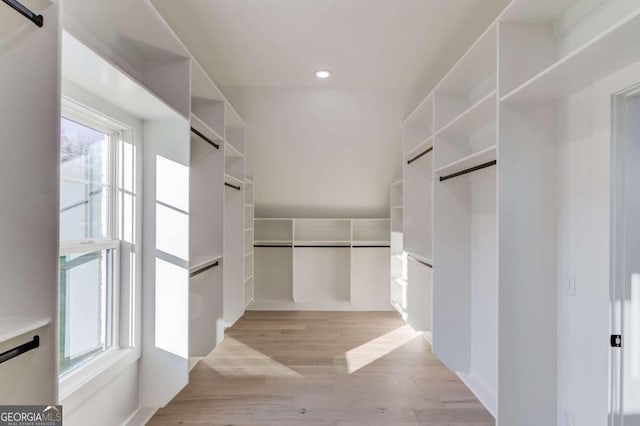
[{"x1": 151, "y1": 0, "x2": 511, "y2": 90}]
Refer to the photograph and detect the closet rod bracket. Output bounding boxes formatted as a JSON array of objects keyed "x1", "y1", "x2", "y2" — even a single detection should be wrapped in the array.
[{"x1": 2, "y1": 0, "x2": 43, "y2": 27}]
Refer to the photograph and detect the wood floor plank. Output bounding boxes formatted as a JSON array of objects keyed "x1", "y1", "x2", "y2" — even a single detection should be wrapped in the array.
[{"x1": 149, "y1": 311, "x2": 494, "y2": 426}]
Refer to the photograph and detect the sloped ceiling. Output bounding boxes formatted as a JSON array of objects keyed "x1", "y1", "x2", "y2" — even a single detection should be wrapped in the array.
[{"x1": 152, "y1": 0, "x2": 510, "y2": 217}]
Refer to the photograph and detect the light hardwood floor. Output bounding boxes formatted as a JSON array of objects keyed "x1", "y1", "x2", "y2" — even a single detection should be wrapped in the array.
[{"x1": 149, "y1": 311, "x2": 494, "y2": 426}]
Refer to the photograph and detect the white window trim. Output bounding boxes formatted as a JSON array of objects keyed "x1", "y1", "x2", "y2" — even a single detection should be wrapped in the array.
[{"x1": 59, "y1": 97, "x2": 141, "y2": 408}]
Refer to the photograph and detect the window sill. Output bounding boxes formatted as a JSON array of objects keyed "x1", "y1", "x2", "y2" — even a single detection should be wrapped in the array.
[{"x1": 59, "y1": 347, "x2": 140, "y2": 414}]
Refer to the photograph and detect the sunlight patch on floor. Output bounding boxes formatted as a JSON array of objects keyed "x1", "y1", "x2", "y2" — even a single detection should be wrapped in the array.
[
  {"x1": 340, "y1": 324, "x2": 421, "y2": 374},
  {"x1": 200, "y1": 337, "x2": 303, "y2": 378}
]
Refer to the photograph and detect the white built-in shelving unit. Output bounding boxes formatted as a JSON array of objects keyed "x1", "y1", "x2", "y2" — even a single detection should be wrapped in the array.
[
  {"x1": 389, "y1": 180, "x2": 407, "y2": 319},
  {"x1": 251, "y1": 218, "x2": 391, "y2": 310},
  {"x1": 0, "y1": 0, "x2": 60, "y2": 405},
  {"x1": 222, "y1": 99, "x2": 248, "y2": 328},
  {"x1": 244, "y1": 178, "x2": 255, "y2": 308},
  {"x1": 399, "y1": 1, "x2": 640, "y2": 424}
]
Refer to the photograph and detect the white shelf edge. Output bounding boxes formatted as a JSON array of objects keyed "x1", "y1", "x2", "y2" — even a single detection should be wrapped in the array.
[
  {"x1": 254, "y1": 240, "x2": 293, "y2": 244},
  {"x1": 435, "y1": 90, "x2": 497, "y2": 136},
  {"x1": 406, "y1": 252, "x2": 433, "y2": 266},
  {"x1": 190, "y1": 113, "x2": 224, "y2": 142},
  {"x1": 0, "y1": 318, "x2": 52, "y2": 344},
  {"x1": 244, "y1": 251, "x2": 254, "y2": 257},
  {"x1": 189, "y1": 255, "x2": 223, "y2": 274},
  {"x1": 501, "y1": 8, "x2": 640, "y2": 103},
  {"x1": 391, "y1": 179, "x2": 403, "y2": 186},
  {"x1": 224, "y1": 140, "x2": 244, "y2": 159},
  {"x1": 404, "y1": 136, "x2": 434, "y2": 161},
  {"x1": 244, "y1": 275, "x2": 254, "y2": 283},
  {"x1": 245, "y1": 227, "x2": 254, "y2": 231},
  {"x1": 294, "y1": 241, "x2": 351, "y2": 245},
  {"x1": 391, "y1": 205, "x2": 403, "y2": 210},
  {"x1": 224, "y1": 174, "x2": 244, "y2": 187},
  {"x1": 402, "y1": 93, "x2": 434, "y2": 126},
  {"x1": 352, "y1": 241, "x2": 391, "y2": 245},
  {"x1": 435, "y1": 145, "x2": 497, "y2": 177}
]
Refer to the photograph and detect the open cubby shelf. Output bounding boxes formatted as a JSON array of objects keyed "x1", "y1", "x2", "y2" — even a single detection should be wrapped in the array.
[{"x1": 252, "y1": 218, "x2": 392, "y2": 311}]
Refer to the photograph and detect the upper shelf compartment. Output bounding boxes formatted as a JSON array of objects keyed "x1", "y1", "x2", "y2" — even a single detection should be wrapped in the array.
[
  {"x1": 191, "y1": 61, "x2": 225, "y2": 139},
  {"x1": 499, "y1": 0, "x2": 640, "y2": 102},
  {"x1": 434, "y1": 25, "x2": 497, "y2": 132},
  {"x1": 403, "y1": 94, "x2": 433, "y2": 157},
  {"x1": 64, "y1": 0, "x2": 192, "y2": 119},
  {"x1": 225, "y1": 103, "x2": 246, "y2": 156}
]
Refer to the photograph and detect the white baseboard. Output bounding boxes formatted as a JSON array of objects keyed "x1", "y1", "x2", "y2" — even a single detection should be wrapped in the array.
[
  {"x1": 246, "y1": 299, "x2": 394, "y2": 311},
  {"x1": 421, "y1": 331, "x2": 433, "y2": 346},
  {"x1": 456, "y1": 370, "x2": 497, "y2": 418},
  {"x1": 124, "y1": 407, "x2": 157, "y2": 426}
]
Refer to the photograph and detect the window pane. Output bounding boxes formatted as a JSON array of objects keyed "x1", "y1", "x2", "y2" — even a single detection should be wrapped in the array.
[
  {"x1": 59, "y1": 248, "x2": 114, "y2": 375},
  {"x1": 60, "y1": 117, "x2": 111, "y2": 241},
  {"x1": 61, "y1": 117, "x2": 110, "y2": 184},
  {"x1": 60, "y1": 180, "x2": 109, "y2": 241}
]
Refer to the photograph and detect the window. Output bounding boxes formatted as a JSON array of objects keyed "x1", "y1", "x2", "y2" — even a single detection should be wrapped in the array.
[{"x1": 59, "y1": 104, "x2": 131, "y2": 376}]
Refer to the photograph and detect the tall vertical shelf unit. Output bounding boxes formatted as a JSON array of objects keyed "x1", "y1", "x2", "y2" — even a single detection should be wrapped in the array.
[
  {"x1": 389, "y1": 180, "x2": 407, "y2": 318},
  {"x1": 189, "y1": 61, "x2": 225, "y2": 362},
  {"x1": 0, "y1": 0, "x2": 60, "y2": 405},
  {"x1": 223, "y1": 104, "x2": 247, "y2": 327},
  {"x1": 400, "y1": 1, "x2": 640, "y2": 424},
  {"x1": 244, "y1": 177, "x2": 255, "y2": 308},
  {"x1": 251, "y1": 219, "x2": 391, "y2": 310}
]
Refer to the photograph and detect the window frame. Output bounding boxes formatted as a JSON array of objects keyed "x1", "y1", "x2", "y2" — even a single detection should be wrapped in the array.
[{"x1": 58, "y1": 98, "x2": 130, "y2": 379}]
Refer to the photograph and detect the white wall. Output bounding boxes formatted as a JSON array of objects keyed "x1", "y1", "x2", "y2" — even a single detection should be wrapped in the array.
[
  {"x1": 555, "y1": 58, "x2": 640, "y2": 426},
  {"x1": 224, "y1": 87, "x2": 409, "y2": 218}
]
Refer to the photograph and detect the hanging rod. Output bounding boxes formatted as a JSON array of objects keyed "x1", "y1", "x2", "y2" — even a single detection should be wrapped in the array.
[
  {"x1": 190, "y1": 127, "x2": 220, "y2": 150},
  {"x1": 439, "y1": 160, "x2": 496, "y2": 182},
  {"x1": 407, "y1": 146, "x2": 433, "y2": 165},
  {"x1": 0, "y1": 335, "x2": 39, "y2": 364},
  {"x1": 408, "y1": 255, "x2": 432, "y2": 269},
  {"x1": 295, "y1": 245, "x2": 350, "y2": 248},
  {"x1": 225, "y1": 182, "x2": 241, "y2": 190},
  {"x1": 190, "y1": 261, "x2": 219, "y2": 278},
  {"x1": 2, "y1": 0, "x2": 43, "y2": 27}
]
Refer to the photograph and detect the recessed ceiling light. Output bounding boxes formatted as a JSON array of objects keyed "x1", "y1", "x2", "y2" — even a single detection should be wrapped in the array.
[{"x1": 315, "y1": 69, "x2": 331, "y2": 79}]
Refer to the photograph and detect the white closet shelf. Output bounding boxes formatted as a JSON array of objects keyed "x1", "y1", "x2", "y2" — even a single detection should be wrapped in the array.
[
  {"x1": 295, "y1": 241, "x2": 351, "y2": 246},
  {"x1": 244, "y1": 275, "x2": 254, "y2": 283},
  {"x1": 245, "y1": 227, "x2": 254, "y2": 231},
  {"x1": 406, "y1": 252, "x2": 433, "y2": 266},
  {"x1": 435, "y1": 145, "x2": 497, "y2": 179},
  {"x1": 224, "y1": 174, "x2": 244, "y2": 187},
  {"x1": 403, "y1": 93, "x2": 434, "y2": 126},
  {"x1": 189, "y1": 255, "x2": 222, "y2": 275},
  {"x1": 405, "y1": 137, "x2": 434, "y2": 162},
  {"x1": 0, "y1": 317, "x2": 51, "y2": 344},
  {"x1": 245, "y1": 203, "x2": 254, "y2": 207},
  {"x1": 502, "y1": 10, "x2": 640, "y2": 102},
  {"x1": 391, "y1": 205, "x2": 403, "y2": 210},
  {"x1": 391, "y1": 179, "x2": 403, "y2": 186},
  {"x1": 244, "y1": 251, "x2": 253, "y2": 257},
  {"x1": 352, "y1": 241, "x2": 391, "y2": 246},
  {"x1": 436, "y1": 90, "x2": 496, "y2": 137},
  {"x1": 190, "y1": 113, "x2": 223, "y2": 142},
  {"x1": 224, "y1": 140, "x2": 244, "y2": 159},
  {"x1": 254, "y1": 240, "x2": 292, "y2": 245},
  {"x1": 392, "y1": 277, "x2": 407, "y2": 288}
]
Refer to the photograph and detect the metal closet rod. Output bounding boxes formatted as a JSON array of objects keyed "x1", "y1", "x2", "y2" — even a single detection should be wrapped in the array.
[
  {"x1": 0, "y1": 335, "x2": 39, "y2": 364},
  {"x1": 190, "y1": 261, "x2": 219, "y2": 278},
  {"x1": 407, "y1": 146, "x2": 433, "y2": 165},
  {"x1": 439, "y1": 160, "x2": 497, "y2": 182},
  {"x1": 2, "y1": 0, "x2": 43, "y2": 27},
  {"x1": 225, "y1": 182, "x2": 241, "y2": 191},
  {"x1": 190, "y1": 127, "x2": 220, "y2": 150},
  {"x1": 408, "y1": 255, "x2": 432, "y2": 269}
]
